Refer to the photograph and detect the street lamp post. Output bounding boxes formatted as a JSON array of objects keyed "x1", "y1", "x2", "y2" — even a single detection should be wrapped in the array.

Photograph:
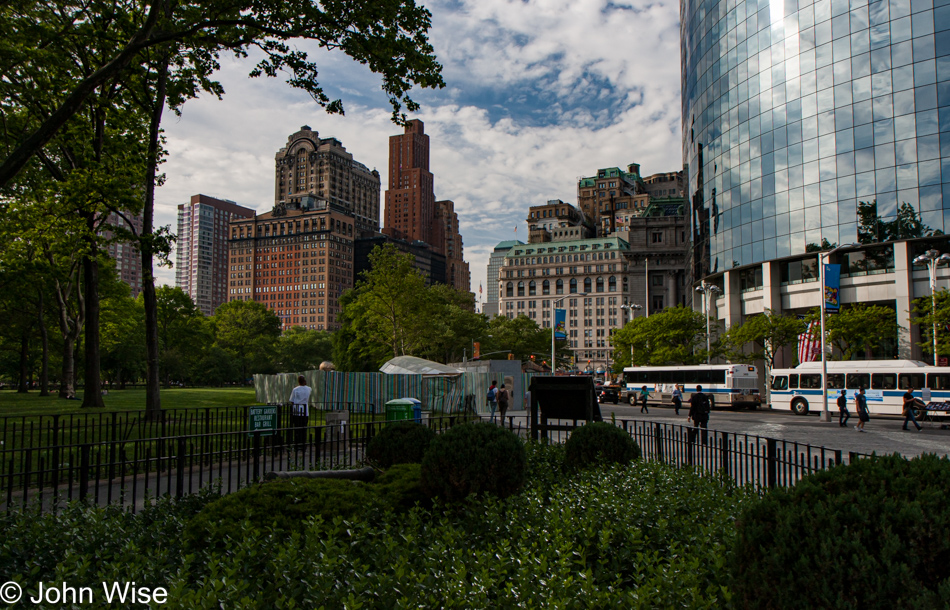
[
  {"x1": 552, "y1": 292, "x2": 586, "y2": 374},
  {"x1": 695, "y1": 281, "x2": 721, "y2": 364},
  {"x1": 913, "y1": 249, "x2": 950, "y2": 366},
  {"x1": 819, "y1": 243, "x2": 861, "y2": 422},
  {"x1": 620, "y1": 303, "x2": 642, "y2": 364}
]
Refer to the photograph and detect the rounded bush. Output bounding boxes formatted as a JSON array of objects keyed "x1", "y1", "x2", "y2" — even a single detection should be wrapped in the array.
[
  {"x1": 731, "y1": 453, "x2": 950, "y2": 609},
  {"x1": 366, "y1": 421, "x2": 436, "y2": 468},
  {"x1": 184, "y1": 464, "x2": 426, "y2": 551},
  {"x1": 420, "y1": 422, "x2": 526, "y2": 502},
  {"x1": 564, "y1": 422, "x2": 640, "y2": 470}
]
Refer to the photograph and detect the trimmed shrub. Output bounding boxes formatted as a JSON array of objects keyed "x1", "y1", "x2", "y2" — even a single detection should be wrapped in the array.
[
  {"x1": 564, "y1": 422, "x2": 640, "y2": 470},
  {"x1": 366, "y1": 421, "x2": 436, "y2": 468},
  {"x1": 731, "y1": 453, "x2": 950, "y2": 609},
  {"x1": 184, "y1": 464, "x2": 426, "y2": 551},
  {"x1": 420, "y1": 422, "x2": 526, "y2": 502}
]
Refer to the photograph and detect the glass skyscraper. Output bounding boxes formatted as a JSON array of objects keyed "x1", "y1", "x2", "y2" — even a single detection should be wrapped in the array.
[{"x1": 682, "y1": 0, "x2": 950, "y2": 277}]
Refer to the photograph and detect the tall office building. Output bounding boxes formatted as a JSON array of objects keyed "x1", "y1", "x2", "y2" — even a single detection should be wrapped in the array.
[
  {"x1": 176, "y1": 194, "x2": 255, "y2": 315},
  {"x1": 483, "y1": 240, "x2": 524, "y2": 317},
  {"x1": 274, "y1": 125, "x2": 381, "y2": 237},
  {"x1": 100, "y1": 211, "x2": 144, "y2": 297},
  {"x1": 383, "y1": 120, "x2": 470, "y2": 292},
  {"x1": 577, "y1": 165, "x2": 686, "y2": 236},
  {"x1": 681, "y1": 0, "x2": 950, "y2": 362}
]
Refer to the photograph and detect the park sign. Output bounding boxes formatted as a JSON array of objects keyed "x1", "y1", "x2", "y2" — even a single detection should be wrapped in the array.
[{"x1": 248, "y1": 406, "x2": 278, "y2": 436}]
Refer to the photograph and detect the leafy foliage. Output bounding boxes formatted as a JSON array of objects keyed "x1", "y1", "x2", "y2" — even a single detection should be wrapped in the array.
[
  {"x1": 212, "y1": 299, "x2": 281, "y2": 381},
  {"x1": 613, "y1": 305, "x2": 709, "y2": 366},
  {"x1": 804, "y1": 303, "x2": 900, "y2": 360},
  {"x1": 420, "y1": 422, "x2": 527, "y2": 502},
  {"x1": 184, "y1": 464, "x2": 426, "y2": 552},
  {"x1": 564, "y1": 422, "x2": 641, "y2": 470},
  {"x1": 911, "y1": 288, "x2": 950, "y2": 359},
  {"x1": 366, "y1": 421, "x2": 436, "y2": 468},
  {"x1": 732, "y1": 453, "x2": 950, "y2": 609}
]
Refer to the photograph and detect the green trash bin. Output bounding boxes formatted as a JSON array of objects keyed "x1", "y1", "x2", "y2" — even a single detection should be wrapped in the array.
[{"x1": 385, "y1": 398, "x2": 419, "y2": 423}]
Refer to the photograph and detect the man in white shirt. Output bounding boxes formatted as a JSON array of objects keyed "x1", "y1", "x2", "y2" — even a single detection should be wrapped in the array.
[{"x1": 289, "y1": 375, "x2": 312, "y2": 449}]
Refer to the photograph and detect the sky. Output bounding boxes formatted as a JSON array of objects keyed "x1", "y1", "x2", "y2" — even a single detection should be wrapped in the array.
[{"x1": 153, "y1": 0, "x2": 684, "y2": 307}]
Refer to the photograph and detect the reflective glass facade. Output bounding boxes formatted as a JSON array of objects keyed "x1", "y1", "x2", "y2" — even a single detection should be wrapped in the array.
[{"x1": 682, "y1": 0, "x2": 950, "y2": 279}]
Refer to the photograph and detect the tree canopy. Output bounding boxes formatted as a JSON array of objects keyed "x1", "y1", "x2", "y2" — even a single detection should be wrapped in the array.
[{"x1": 612, "y1": 305, "x2": 709, "y2": 367}]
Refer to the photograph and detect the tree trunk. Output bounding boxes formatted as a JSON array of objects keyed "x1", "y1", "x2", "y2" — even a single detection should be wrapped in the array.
[
  {"x1": 17, "y1": 331, "x2": 29, "y2": 393},
  {"x1": 38, "y1": 289, "x2": 50, "y2": 396},
  {"x1": 142, "y1": 59, "x2": 169, "y2": 422},
  {"x1": 80, "y1": 221, "x2": 105, "y2": 408}
]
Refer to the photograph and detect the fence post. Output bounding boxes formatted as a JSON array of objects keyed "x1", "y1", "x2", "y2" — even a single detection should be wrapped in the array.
[
  {"x1": 720, "y1": 432, "x2": 730, "y2": 479},
  {"x1": 834, "y1": 449, "x2": 842, "y2": 467},
  {"x1": 654, "y1": 423, "x2": 664, "y2": 463},
  {"x1": 766, "y1": 438, "x2": 777, "y2": 489},
  {"x1": 176, "y1": 437, "x2": 186, "y2": 498},
  {"x1": 79, "y1": 444, "x2": 90, "y2": 501},
  {"x1": 51, "y1": 415, "x2": 60, "y2": 489},
  {"x1": 849, "y1": 451, "x2": 858, "y2": 464},
  {"x1": 252, "y1": 432, "x2": 262, "y2": 482}
]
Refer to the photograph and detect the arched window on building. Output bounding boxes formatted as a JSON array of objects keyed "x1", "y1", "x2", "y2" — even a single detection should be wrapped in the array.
[
  {"x1": 542, "y1": 280, "x2": 550, "y2": 295},
  {"x1": 570, "y1": 278, "x2": 578, "y2": 294},
  {"x1": 518, "y1": 281, "x2": 525, "y2": 297},
  {"x1": 556, "y1": 279, "x2": 564, "y2": 294},
  {"x1": 529, "y1": 280, "x2": 536, "y2": 296},
  {"x1": 506, "y1": 282, "x2": 514, "y2": 297},
  {"x1": 608, "y1": 276, "x2": 617, "y2": 292},
  {"x1": 596, "y1": 277, "x2": 604, "y2": 293},
  {"x1": 584, "y1": 277, "x2": 592, "y2": 293}
]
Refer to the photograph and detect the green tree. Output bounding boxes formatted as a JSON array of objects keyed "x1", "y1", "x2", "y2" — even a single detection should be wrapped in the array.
[
  {"x1": 613, "y1": 305, "x2": 708, "y2": 366},
  {"x1": 805, "y1": 304, "x2": 900, "y2": 360},
  {"x1": 723, "y1": 310, "x2": 806, "y2": 405},
  {"x1": 213, "y1": 300, "x2": 281, "y2": 382},
  {"x1": 276, "y1": 326, "x2": 334, "y2": 373},
  {"x1": 154, "y1": 286, "x2": 210, "y2": 385},
  {"x1": 482, "y1": 315, "x2": 561, "y2": 366},
  {"x1": 415, "y1": 284, "x2": 487, "y2": 364},
  {"x1": 911, "y1": 289, "x2": 950, "y2": 362},
  {"x1": 99, "y1": 279, "x2": 145, "y2": 389}
]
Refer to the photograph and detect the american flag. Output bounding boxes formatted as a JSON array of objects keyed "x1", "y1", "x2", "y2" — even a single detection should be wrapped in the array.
[{"x1": 798, "y1": 320, "x2": 820, "y2": 364}]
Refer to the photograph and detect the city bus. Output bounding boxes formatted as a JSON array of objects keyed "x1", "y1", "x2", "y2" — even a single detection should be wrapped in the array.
[
  {"x1": 770, "y1": 360, "x2": 950, "y2": 416},
  {"x1": 622, "y1": 364, "x2": 761, "y2": 409}
]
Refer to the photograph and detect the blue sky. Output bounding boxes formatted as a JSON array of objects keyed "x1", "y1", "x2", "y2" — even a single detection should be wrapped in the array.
[{"x1": 154, "y1": 0, "x2": 684, "y2": 306}]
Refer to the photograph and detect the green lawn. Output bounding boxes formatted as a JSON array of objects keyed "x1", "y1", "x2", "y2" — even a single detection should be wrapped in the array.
[{"x1": 0, "y1": 386, "x2": 259, "y2": 418}]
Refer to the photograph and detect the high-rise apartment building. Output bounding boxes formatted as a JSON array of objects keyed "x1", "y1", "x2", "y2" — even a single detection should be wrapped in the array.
[
  {"x1": 682, "y1": 0, "x2": 950, "y2": 364},
  {"x1": 100, "y1": 211, "x2": 144, "y2": 297},
  {"x1": 274, "y1": 126, "x2": 381, "y2": 237},
  {"x1": 176, "y1": 194, "x2": 255, "y2": 316},
  {"x1": 382, "y1": 120, "x2": 470, "y2": 292},
  {"x1": 228, "y1": 195, "x2": 355, "y2": 331},
  {"x1": 483, "y1": 240, "x2": 523, "y2": 317}
]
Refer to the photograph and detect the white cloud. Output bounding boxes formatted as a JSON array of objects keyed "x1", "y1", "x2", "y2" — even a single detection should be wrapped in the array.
[{"x1": 154, "y1": 0, "x2": 684, "y2": 306}]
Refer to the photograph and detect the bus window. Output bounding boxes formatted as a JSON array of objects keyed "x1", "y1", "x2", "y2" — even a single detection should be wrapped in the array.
[
  {"x1": 800, "y1": 374, "x2": 822, "y2": 389},
  {"x1": 871, "y1": 373, "x2": 896, "y2": 390},
  {"x1": 899, "y1": 373, "x2": 925, "y2": 390},
  {"x1": 789, "y1": 374, "x2": 799, "y2": 389},
  {"x1": 771, "y1": 376, "x2": 788, "y2": 390},
  {"x1": 710, "y1": 369, "x2": 726, "y2": 384},
  {"x1": 927, "y1": 374, "x2": 950, "y2": 390},
  {"x1": 827, "y1": 374, "x2": 844, "y2": 389},
  {"x1": 847, "y1": 373, "x2": 870, "y2": 389}
]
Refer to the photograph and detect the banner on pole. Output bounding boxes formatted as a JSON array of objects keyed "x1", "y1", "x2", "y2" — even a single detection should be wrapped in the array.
[
  {"x1": 554, "y1": 308, "x2": 567, "y2": 340},
  {"x1": 824, "y1": 263, "x2": 841, "y2": 313}
]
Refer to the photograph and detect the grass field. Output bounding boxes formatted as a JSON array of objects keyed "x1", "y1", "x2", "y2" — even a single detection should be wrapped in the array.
[{"x1": 0, "y1": 387, "x2": 259, "y2": 418}]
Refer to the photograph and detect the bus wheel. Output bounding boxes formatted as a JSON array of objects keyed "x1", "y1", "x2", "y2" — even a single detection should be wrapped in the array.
[
  {"x1": 791, "y1": 398, "x2": 809, "y2": 415},
  {"x1": 629, "y1": 395, "x2": 636, "y2": 405},
  {"x1": 709, "y1": 396, "x2": 716, "y2": 410}
]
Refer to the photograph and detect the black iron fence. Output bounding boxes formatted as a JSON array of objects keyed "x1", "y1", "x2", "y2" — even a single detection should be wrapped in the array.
[{"x1": 2, "y1": 410, "x2": 873, "y2": 513}]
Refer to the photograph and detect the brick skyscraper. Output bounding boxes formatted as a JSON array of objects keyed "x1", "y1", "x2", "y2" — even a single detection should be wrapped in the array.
[{"x1": 383, "y1": 120, "x2": 469, "y2": 292}]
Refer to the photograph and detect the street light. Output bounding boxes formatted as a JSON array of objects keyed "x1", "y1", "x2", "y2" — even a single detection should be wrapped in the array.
[
  {"x1": 819, "y1": 242, "x2": 861, "y2": 422},
  {"x1": 552, "y1": 292, "x2": 586, "y2": 374},
  {"x1": 620, "y1": 303, "x2": 642, "y2": 364},
  {"x1": 913, "y1": 249, "x2": 950, "y2": 366},
  {"x1": 695, "y1": 281, "x2": 721, "y2": 364}
]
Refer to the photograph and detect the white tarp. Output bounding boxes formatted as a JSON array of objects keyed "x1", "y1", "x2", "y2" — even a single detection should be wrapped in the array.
[{"x1": 379, "y1": 356, "x2": 461, "y2": 376}]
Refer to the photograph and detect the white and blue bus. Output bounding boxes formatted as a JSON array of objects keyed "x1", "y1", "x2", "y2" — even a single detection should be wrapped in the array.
[
  {"x1": 622, "y1": 364, "x2": 761, "y2": 409},
  {"x1": 770, "y1": 360, "x2": 947, "y2": 416}
]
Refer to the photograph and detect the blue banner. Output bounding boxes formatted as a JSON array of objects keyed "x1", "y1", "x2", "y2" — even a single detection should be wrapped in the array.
[
  {"x1": 824, "y1": 263, "x2": 841, "y2": 312},
  {"x1": 554, "y1": 308, "x2": 567, "y2": 340}
]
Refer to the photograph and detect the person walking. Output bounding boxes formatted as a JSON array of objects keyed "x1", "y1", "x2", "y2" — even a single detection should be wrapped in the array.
[
  {"x1": 902, "y1": 386, "x2": 923, "y2": 431},
  {"x1": 288, "y1": 375, "x2": 312, "y2": 449},
  {"x1": 496, "y1": 383, "x2": 510, "y2": 425},
  {"x1": 671, "y1": 385, "x2": 683, "y2": 415},
  {"x1": 837, "y1": 389, "x2": 850, "y2": 427},
  {"x1": 687, "y1": 384, "x2": 711, "y2": 444},
  {"x1": 487, "y1": 380, "x2": 498, "y2": 423},
  {"x1": 854, "y1": 386, "x2": 870, "y2": 432},
  {"x1": 639, "y1": 385, "x2": 650, "y2": 414}
]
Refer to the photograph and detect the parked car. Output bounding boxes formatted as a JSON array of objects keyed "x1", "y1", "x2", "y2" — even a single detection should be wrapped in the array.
[{"x1": 596, "y1": 384, "x2": 620, "y2": 404}]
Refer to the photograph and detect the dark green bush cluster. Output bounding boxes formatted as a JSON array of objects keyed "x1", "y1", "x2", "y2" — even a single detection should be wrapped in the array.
[
  {"x1": 564, "y1": 422, "x2": 641, "y2": 470},
  {"x1": 732, "y1": 453, "x2": 950, "y2": 609},
  {"x1": 420, "y1": 422, "x2": 526, "y2": 502},
  {"x1": 366, "y1": 421, "x2": 436, "y2": 468},
  {"x1": 184, "y1": 463, "x2": 425, "y2": 551}
]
